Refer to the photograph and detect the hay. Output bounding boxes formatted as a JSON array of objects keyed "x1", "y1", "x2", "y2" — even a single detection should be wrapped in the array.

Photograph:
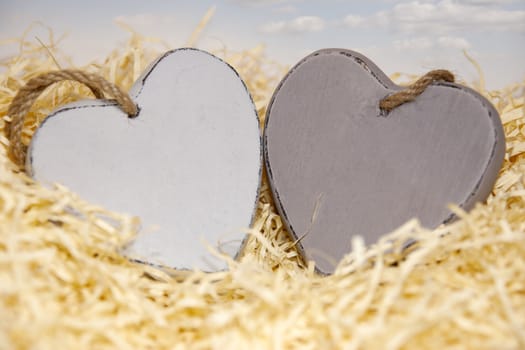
[{"x1": 1, "y1": 24, "x2": 524, "y2": 350}]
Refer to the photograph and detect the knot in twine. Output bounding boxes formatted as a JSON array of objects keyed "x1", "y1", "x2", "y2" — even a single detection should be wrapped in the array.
[
  {"x1": 379, "y1": 69, "x2": 455, "y2": 113},
  {"x1": 6, "y1": 69, "x2": 138, "y2": 169}
]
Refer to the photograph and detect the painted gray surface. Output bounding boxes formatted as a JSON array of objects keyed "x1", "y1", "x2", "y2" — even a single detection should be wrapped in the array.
[
  {"x1": 29, "y1": 48, "x2": 262, "y2": 271},
  {"x1": 264, "y1": 49, "x2": 505, "y2": 275}
]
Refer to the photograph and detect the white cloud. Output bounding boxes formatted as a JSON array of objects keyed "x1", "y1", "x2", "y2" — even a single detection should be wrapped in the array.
[
  {"x1": 393, "y1": 36, "x2": 471, "y2": 50},
  {"x1": 343, "y1": 15, "x2": 365, "y2": 27},
  {"x1": 114, "y1": 13, "x2": 180, "y2": 31},
  {"x1": 456, "y1": 0, "x2": 517, "y2": 5},
  {"x1": 230, "y1": 0, "x2": 297, "y2": 6},
  {"x1": 437, "y1": 36, "x2": 471, "y2": 49},
  {"x1": 389, "y1": 0, "x2": 525, "y2": 33},
  {"x1": 343, "y1": 0, "x2": 525, "y2": 34},
  {"x1": 393, "y1": 37, "x2": 433, "y2": 49},
  {"x1": 260, "y1": 16, "x2": 325, "y2": 34},
  {"x1": 274, "y1": 5, "x2": 297, "y2": 13}
]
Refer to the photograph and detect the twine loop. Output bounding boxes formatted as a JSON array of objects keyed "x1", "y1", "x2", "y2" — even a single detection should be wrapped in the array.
[
  {"x1": 379, "y1": 69, "x2": 455, "y2": 113},
  {"x1": 6, "y1": 69, "x2": 138, "y2": 169}
]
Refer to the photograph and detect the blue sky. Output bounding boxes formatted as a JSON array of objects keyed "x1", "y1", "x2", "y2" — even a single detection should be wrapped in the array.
[{"x1": 1, "y1": 0, "x2": 524, "y2": 89}]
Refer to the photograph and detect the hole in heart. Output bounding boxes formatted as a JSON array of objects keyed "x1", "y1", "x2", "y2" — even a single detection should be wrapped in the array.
[
  {"x1": 378, "y1": 107, "x2": 389, "y2": 118},
  {"x1": 378, "y1": 94, "x2": 392, "y2": 117}
]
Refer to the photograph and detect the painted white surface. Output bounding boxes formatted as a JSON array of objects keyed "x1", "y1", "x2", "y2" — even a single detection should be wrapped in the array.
[{"x1": 29, "y1": 48, "x2": 261, "y2": 271}]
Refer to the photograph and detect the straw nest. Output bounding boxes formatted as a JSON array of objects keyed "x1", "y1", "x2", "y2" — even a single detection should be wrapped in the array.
[{"x1": 1, "y1": 24, "x2": 524, "y2": 350}]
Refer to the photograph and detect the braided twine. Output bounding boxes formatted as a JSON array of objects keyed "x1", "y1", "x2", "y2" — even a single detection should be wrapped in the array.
[{"x1": 379, "y1": 69, "x2": 455, "y2": 112}]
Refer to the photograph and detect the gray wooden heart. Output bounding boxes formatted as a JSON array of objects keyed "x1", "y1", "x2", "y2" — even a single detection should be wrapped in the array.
[
  {"x1": 264, "y1": 48, "x2": 505, "y2": 274},
  {"x1": 28, "y1": 48, "x2": 262, "y2": 271}
]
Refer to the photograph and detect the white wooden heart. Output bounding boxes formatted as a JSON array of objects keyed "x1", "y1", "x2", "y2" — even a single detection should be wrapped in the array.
[{"x1": 28, "y1": 48, "x2": 262, "y2": 271}]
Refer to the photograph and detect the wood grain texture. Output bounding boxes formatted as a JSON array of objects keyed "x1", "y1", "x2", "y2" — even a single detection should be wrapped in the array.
[
  {"x1": 264, "y1": 49, "x2": 505, "y2": 275},
  {"x1": 29, "y1": 48, "x2": 262, "y2": 271}
]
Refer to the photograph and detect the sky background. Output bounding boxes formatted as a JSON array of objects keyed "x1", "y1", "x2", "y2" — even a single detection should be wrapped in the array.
[{"x1": 1, "y1": 0, "x2": 524, "y2": 90}]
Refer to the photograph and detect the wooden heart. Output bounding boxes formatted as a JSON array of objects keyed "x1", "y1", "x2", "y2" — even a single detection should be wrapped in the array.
[
  {"x1": 264, "y1": 49, "x2": 505, "y2": 274},
  {"x1": 28, "y1": 48, "x2": 262, "y2": 271}
]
